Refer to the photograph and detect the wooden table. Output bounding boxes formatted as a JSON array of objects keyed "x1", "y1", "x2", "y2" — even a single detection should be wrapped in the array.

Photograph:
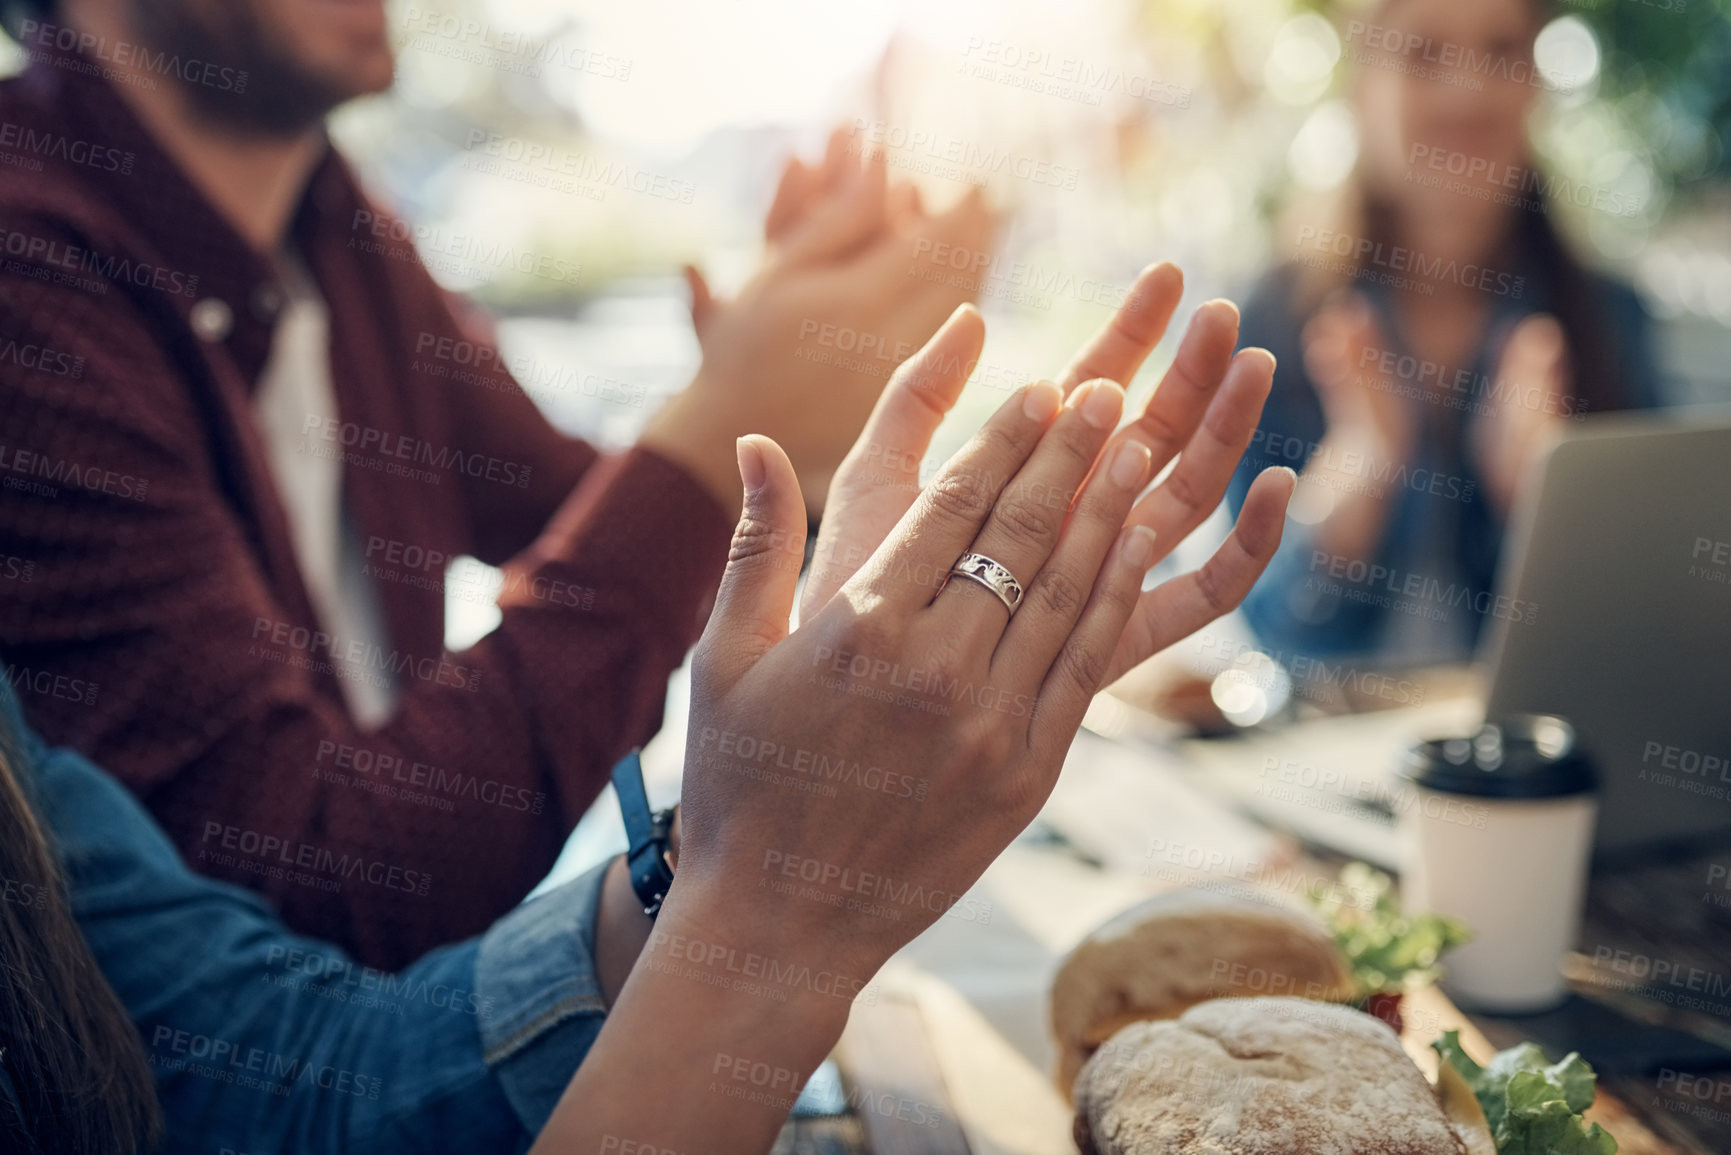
[
  {"x1": 1381, "y1": 843, "x2": 1731, "y2": 1155},
  {"x1": 775, "y1": 840, "x2": 1731, "y2": 1155},
  {"x1": 765, "y1": 695, "x2": 1731, "y2": 1155},
  {"x1": 1524, "y1": 844, "x2": 1731, "y2": 1155}
]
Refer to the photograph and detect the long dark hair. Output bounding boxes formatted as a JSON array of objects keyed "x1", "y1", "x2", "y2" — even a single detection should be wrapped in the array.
[{"x1": 0, "y1": 729, "x2": 161, "y2": 1154}]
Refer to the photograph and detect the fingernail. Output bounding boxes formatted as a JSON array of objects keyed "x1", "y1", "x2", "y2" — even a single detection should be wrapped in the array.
[
  {"x1": 1022, "y1": 380, "x2": 1062, "y2": 422},
  {"x1": 1109, "y1": 440, "x2": 1151, "y2": 489},
  {"x1": 1120, "y1": 525, "x2": 1158, "y2": 570},
  {"x1": 736, "y1": 436, "x2": 765, "y2": 493},
  {"x1": 1201, "y1": 297, "x2": 1241, "y2": 326},
  {"x1": 940, "y1": 302, "x2": 978, "y2": 334},
  {"x1": 1075, "y1": 379, "x2": 1124, "y2": 430}
]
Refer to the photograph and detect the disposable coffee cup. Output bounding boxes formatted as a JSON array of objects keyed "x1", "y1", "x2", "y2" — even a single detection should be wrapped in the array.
[{"x1": 1398, "y1": 715, "x2": 1598, "y2": 1013}]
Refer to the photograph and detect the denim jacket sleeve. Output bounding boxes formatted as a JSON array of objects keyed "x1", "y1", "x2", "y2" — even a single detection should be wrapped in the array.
[{"x1": 4, "y1": 682, "x2": 610, "y2": 1154}]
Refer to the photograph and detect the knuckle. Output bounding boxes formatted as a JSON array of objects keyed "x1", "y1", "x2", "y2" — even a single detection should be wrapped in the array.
[
  {"x1": 1055, "y1": 637, "x2": 1107, "y2": 695},
  {"x1": 832, "y1": 612, "x2": 898, "y2": 658},
  {"x1": 1029, "y1": 568, "x2": 1085, "y2": 618},
  {"x1": 978, "y1": 417, "x2": 1029, "y2": 461},
  {"x1": 1195, "y1": 561, "x2": 1237, "y2": 616},
  {"x1": 960, "y1": 716, "x2": 1012, "y2": 765},
  {"x1": 1105, "y1": 571, "x2": 1143, "y2": 615},
  {"x1": 1098, "y1": 577, "x2": 1141, "y2": 626},
  {"x1": 1161, "y1": 465, "x2": 1206, "y2": 514},
  {"x1": 1135, "y1": 406, "x2": 1183, "y2": 447},
  {"x1": 1070, "y1": 484, "x2": 1119, "y2": 526},
  {"x1": 1023, "y1": 694, "x2": 1059, "y2": 738},
  {"x1": 1053, "y1": 418, "x2": 1103, "y2": 467},
  {"x1": 891, "y1": 366, "x2": 953, "y2": 417},
  {"x1": 728, "y1": 514, "x2": 797, "y2": 568},
  {"x1": 928, "y1": 659, "x2": 969, "y2": 695},
  {"x1": 925, "y1": 465, "x2": 995, "y2": 524},
  {"x1": 921, "y1": 633, "x2": 973, "y2": 687},
  {"x1": 991, "y1": 493, "x2": 1056, "y2": 548},
  {"x1": 1112, "y1": 302, "x2": 1157, "y2": 348}
]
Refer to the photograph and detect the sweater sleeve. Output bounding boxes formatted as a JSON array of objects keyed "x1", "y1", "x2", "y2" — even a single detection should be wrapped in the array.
[{"x1": 0, "y1": 212, "x2": 730, "y2": 970}]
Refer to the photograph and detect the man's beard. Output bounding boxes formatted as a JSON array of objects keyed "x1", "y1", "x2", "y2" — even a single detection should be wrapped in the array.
[{"x1": 133, "y1": 1, "x2": 380, "y2": 138}]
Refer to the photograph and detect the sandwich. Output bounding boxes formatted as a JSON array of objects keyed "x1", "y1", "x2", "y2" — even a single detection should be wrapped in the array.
[
  {"x1": 1072, "y1": 997, "x2": 1617, "y2": 1155},
  {"x1": 1050, "y1": 889, "x2": 1356, "y2": 1095},
  {"x1": 1073, "y1": 997, "x2": 1485, "y2": 1155}
]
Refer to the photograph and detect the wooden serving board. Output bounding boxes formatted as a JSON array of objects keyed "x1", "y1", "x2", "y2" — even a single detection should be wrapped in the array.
[
  {"x1": 1400, "y1": 985, "x2": 1689, "y2": 1155},
  {"x1": 833, "y1": 977, "x2": 1689, "y2": 1155},
  {"x1": 821, "y1": 743, "x2": 1698, "y2": 1155},
  {"x1": 834, "y1": 993, "x2": 979, "y2": 1155}
]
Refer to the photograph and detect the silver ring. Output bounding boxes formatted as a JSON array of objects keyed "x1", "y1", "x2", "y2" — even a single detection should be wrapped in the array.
[{"x1": 945, "y1": 552, "x2": 1024, "y2": 616}]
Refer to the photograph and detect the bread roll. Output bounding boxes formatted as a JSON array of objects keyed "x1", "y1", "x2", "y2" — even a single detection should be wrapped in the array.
[
  {"x1": 1051, "y1": 889, "x2": 1355, "y2": 1096},
  {"x1": 1074, "y1": 997, "x2": 1466, "y2": 1155}
]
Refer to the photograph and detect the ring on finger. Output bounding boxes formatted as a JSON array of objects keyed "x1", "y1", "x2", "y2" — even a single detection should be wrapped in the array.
[{"x1": 941, "y1": 552, "x2": 1024, "y2": 616}]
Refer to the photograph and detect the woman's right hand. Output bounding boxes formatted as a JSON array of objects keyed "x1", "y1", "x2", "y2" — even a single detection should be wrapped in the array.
[
  {"x1": 532, "y1": 304, "x2": 1293, "y2": 1155},
  {"x1": 674, "y1": 379, "x2": 1159, "y2": 981}
]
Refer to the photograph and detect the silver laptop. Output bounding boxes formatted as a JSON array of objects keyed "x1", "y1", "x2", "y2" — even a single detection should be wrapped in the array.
[
  {"x1": 1180, "y1": 412, "x2": 1731, "y2": 865},
  {"x1": 1480, "y1": 412, "x2": 1731, "y2": 857}
]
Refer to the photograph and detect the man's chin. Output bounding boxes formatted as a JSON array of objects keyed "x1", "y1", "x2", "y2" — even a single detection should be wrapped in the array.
[
  {"x1": 341, "y1": 51, "x2": 397, "y2": 100},
  {"x1": 227, "y1": 49, "x2": 394, "y2": 134},
  {"x1": 307, "y1": 0, "x2": 390, "y2": 34},
  {"x1": 187, "y1": 68, "x2": 377, "y2": 139},
  {"x1": 135, "y1": 0, "x2": 394, "y2": 135}
]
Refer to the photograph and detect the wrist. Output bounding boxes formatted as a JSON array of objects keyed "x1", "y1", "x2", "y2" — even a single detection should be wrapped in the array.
[
  {"x1": 640, "y1": 378, "x2": 747, "y2": 515},
  {"x1": 643, "y1": 880, "x2": 872, "y2": 1036},
  {"x1": 532, "y1": 879, "x2": 850, "y2": 1155},
  {"x1": 596, "y1": 856, "x2": 656, "y2": 1007},
  {"x1": 595, "y1": 804, "x2": 684, "y2": 1007},
  {"x1": 638, "y1": 890, "x2": 857, "y2": 1045}
]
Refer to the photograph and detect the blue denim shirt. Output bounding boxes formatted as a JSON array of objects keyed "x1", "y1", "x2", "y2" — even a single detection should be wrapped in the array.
[{"x1": 1, "y1": 678, "x2": 610, "y2": 1153}]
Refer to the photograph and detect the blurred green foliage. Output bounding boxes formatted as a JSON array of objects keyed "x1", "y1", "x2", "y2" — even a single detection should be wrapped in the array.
[{"x1": 1570, "y1": 0, "x2": 1731, "y2": 183}]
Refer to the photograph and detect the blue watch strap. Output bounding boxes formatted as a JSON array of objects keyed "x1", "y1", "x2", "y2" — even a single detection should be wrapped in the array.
[{"x1": 611, "y1": 749, "x2": 675, "y2": 918}]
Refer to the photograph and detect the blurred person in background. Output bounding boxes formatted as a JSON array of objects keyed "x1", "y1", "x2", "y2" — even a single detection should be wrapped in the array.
[
  {"x1": 1227, "y1": 0, "x2": 1661, "y2": 667},
  {"x1": 0, "y1": 0, "x2": 990, "y2": 970}
]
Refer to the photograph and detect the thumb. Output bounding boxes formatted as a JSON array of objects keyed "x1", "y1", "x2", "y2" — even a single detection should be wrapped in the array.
[
  {"x1": 698, "y1": 435, "x2": 808, "y2": 686},
  {"x1": 683, "y1": 264, "x2": 716, "y2": 338}
]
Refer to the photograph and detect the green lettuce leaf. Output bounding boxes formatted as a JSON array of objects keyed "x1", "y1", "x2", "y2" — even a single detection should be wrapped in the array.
[
  {"x1": 1431, "y1": 1032, "x2": 1618, "y2": 1155},
  {"x1": 1309, "y1": 863, "x2": 1470, "y2": 995}
]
